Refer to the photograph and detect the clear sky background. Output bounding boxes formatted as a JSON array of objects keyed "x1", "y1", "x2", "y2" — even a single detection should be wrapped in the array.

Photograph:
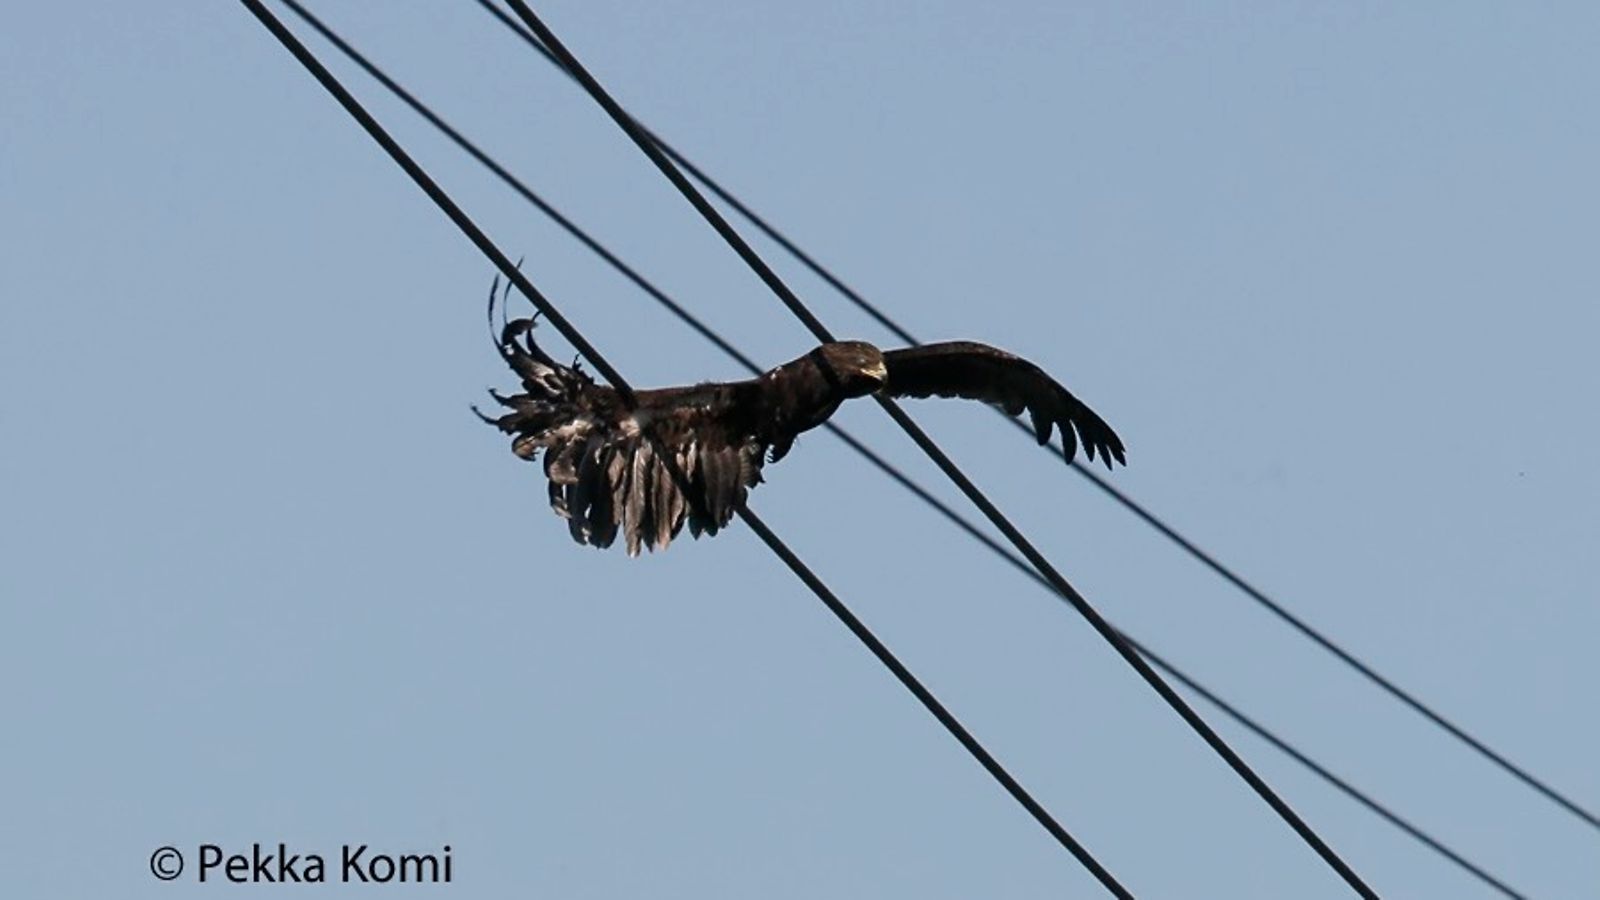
[{"x1": 4, "y1": 2, "x2": 1597, "y2": 897}]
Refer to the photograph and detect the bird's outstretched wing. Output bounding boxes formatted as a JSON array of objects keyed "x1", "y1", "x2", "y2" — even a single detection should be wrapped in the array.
[
  {"x1": 882, "y1": 341, "x2": 1126, "y2": 469},
  {"x1": 479, "y1": 317, "x2": 768, "y2": 554}
]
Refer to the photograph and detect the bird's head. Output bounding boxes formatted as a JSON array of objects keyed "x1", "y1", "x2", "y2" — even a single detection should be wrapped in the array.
[{"x1": 815, "y1": 340, "x2": 890, "y2": 398}]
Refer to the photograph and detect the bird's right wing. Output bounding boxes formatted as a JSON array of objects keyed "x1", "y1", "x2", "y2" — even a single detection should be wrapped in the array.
[{"x1": 882, "y1": 341, "x2": 1126, "y2": 468}]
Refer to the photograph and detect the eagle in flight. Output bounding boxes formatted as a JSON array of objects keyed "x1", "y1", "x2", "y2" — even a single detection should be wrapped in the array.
[{"x1": 478, "y1": 286, "x2": 1125, "y2": 555}]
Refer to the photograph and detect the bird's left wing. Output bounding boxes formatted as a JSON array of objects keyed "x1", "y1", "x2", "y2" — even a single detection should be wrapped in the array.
[
  {"x1": 882, "y1": 341, "x2": 1125, "y2": 468},
  {"x1": 480, "y1": 321, "x2": 770, "y2": 554}
]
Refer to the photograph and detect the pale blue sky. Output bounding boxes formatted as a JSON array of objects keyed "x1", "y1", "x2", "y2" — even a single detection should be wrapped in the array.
[{"x1": 3, "y1": 2, "x2": 1597, "y2": 897}]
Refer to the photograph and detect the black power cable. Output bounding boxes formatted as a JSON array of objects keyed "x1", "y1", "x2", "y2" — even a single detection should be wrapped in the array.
[
  {"x1": 242, "y1": 2, "x2": 1133, "y2": 895},
  {"x1": 1138, "y1": 646, "x2": 1528, "y2": 900},
  {"x1": 474, "y1": 0, "x2": 1600, "y2": 838},
  {"x1": 269, "y1": 10, "x2": 1529, "y2": 894},
  {"x1": 499, "y1": 3, "x2": 1377, "y2": 897}
]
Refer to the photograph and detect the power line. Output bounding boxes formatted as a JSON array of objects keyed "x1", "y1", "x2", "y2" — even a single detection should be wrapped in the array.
[
  {"x1": 500, "y1": 3, "x2": 1375, "y2": 896},
  {"x1": 469, "y1": 0, "x2": 916, "y2": 345},
  {"x1": 272, "y1": 9, "x2": 1528, "y2": 894},
  {"x1": 268, "y1": 6, "x2": 1534, "y2": 894},
  {"x1": 474, "y1": 0, "x2": 1600, "y2": 837},
  {"x1": 1134, "y1": 642, "x2": 1528, "y2": 900},
  {"x1": 244, "y1": 2, "x2": 1133, "y2": 895}
]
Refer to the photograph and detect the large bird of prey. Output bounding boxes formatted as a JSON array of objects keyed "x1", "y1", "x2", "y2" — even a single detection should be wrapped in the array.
[{"x1": 478, "y1": 289, "x2": 1125, "y2": 555}]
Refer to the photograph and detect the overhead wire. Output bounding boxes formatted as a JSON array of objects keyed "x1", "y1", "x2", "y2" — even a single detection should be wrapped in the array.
[
  {"x1": 499, "y1": 3, "x2": 1375, "y2": 896},
  {"x1": 1143, "y1": 651, "x2": 1528, "y2": 900},
  {"x1": 272, "y1": 9, "x2": 1532, "y2": 892},
  {"x1": 244, "y1": 2, "x2": 1134, "y2": 895},
  {"x1": 473, "y1": 0, "x2": 1600, "y2": 837},
  {"x1": 264, "y1": 3, "x2": 1541, "y2": 894}
]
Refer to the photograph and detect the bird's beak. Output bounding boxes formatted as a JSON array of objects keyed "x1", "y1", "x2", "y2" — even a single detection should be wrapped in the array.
[{"x1": 869, "y1": 360, "x2": 889, "y2": 384}]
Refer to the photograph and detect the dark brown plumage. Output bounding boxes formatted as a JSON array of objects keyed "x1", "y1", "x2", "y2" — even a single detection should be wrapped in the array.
[{"x1": 478, "y1": 294, "x2": 1125, "y2": 555}]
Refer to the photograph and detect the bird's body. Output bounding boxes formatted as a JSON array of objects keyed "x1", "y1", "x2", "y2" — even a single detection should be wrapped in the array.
[{"x1": 479, "y1": 306, "x2": 1125, "y2": 555}]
